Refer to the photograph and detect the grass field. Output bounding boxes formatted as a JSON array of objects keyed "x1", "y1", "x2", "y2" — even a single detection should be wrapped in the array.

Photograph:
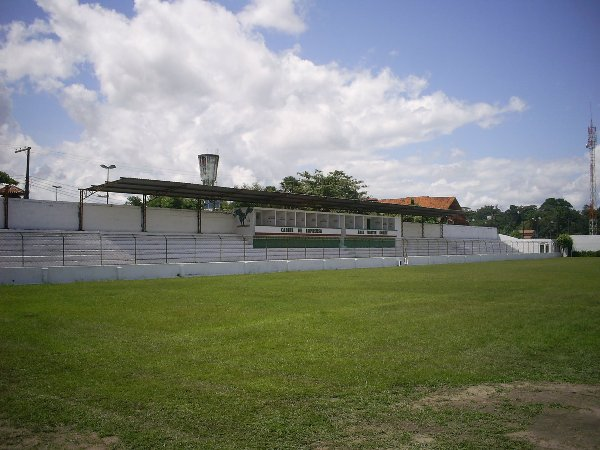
[{"x1": 1, "y1": 259, "x2": 599, "y2": 448}]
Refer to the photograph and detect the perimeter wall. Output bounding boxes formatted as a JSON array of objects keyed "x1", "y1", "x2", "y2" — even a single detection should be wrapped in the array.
[
  {"x1": 571, "y1": 235, "x2": 600, "y2": 252},
  {"x1": 1, "y1": 198, "x2": 235, "y2": 234},
  {"x1": 3, "y1": 198, "x2": 499, "y2": 239}
]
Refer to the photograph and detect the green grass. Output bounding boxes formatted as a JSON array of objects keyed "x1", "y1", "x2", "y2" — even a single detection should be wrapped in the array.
[{"x1": 1, "y1": 259, "x2": 599, "y2": 448}]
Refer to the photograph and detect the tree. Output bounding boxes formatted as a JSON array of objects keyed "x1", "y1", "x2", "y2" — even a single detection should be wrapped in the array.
[
  {"x1": 463, "y1": 200, "x2": 589, "y2": 238},
  {"x1": 538, "y1": 198, "x2": 580, "y2": 238},
  {"x1": 279, "y1": 170, "x2": 368, "y2": 199},
  {"x1": 125, "y1": 196, "x2": 142, "y2": 206},
  {"x1": 124, "y1": 195, "x2": 198, "y2": 209},
  {"x1": 555, "y1": 233, "x2": 573, "y2": 256},
  {"x1": 0, "y1": 170, "x2": 18, "y2": 185}
]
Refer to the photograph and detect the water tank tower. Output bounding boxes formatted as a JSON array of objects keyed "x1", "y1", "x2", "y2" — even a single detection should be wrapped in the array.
[{"x1": 198, "y1": 153, "x2": 219, "y2": 186}]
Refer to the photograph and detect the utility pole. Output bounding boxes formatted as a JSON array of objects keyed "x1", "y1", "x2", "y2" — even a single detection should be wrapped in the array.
[{"x1": 15, "y1": 146, "x2": 31, "y2": 199}]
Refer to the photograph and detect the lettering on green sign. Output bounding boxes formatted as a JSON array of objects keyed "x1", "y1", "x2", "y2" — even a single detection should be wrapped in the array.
[{"x1": 305, "y1": 228, "x2": 322, "y2": 233}]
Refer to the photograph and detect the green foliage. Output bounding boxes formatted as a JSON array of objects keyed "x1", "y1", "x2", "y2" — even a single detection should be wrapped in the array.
[
  {"x1": 572, "y1": 250, "x2": 600, "y2": 257},
  {"x1": 280, "y1": 169, "x2": 368, "y2": 199},
  {"x1": 125, "y1": 195, "x2": 142, "y2": 206},
  {"x1": 0, "y1": 170, "x2": 18, "y2": 185},
  {"x1": 123, "y1": 169, "x2": 367, "y2": 211},
  {"x1": 1, "y1": 260, "x2": 599, "y2": 448},
  {"x1": 555, "y1": 233, "x2": 573, "y2": 253},
  {"x1": 124, "y1": 195, "x2": 199, "y2": 209},
  {"x1": 465, "y1": 199, "x2": 593, "y2": 237}
]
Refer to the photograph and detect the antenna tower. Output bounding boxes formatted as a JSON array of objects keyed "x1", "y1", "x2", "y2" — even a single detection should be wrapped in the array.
[{"x1": 587, "y1": 115, "x2": 598, "y2": 235}]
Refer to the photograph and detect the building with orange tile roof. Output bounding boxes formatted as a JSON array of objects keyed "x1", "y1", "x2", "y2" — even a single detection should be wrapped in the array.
[{"x1": 379, "y1": 196, "x2": 468, "y2": 225}]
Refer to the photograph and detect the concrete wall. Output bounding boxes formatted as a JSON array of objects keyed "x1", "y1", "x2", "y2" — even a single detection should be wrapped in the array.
[
  {"x1": 443, "y1": 224, "x2": 497, "y2": 239},
  {"x1": 1, "y1": 252, "x2": 561, "y2": 286},
  {"x1": 406, "y1": 252, "x2": 559, "y2": 266},
  {"x1": 571, "y1": 235, "x2": 600, "y2": 252},
  {"x1": 402, "y1": 222, "x2": 422, "y2": 237},
  {"x1": 4, "y1": 199, "x2": 505, "y2": 241},
  {"x1": 2, "y1": 199, "x2": 238, "y2": 234},
  {"x1": 201, "y1": 211, "x2": 236, "y2": 234},
  {"x1": 84, "y1": 203, "x2": 142, "y2": 232},
  {"x1": 400, "y1": 222, "x2": 497, "y2": 239},
  {"x1": 146, "y1": 207, "x2": 197, "y2": 233},
  {"x1": 6, "y1": 199, "x2": 79, "y2": 230},
  {"x1": 423, "y1": 223, "x2": 441, "y2": 238},
  {"x1": 499, "y1": 234, "x2": 556, "y2": 253},
  {"x1": 0, "y1": 257, "x2": 402, "y2": 285}
]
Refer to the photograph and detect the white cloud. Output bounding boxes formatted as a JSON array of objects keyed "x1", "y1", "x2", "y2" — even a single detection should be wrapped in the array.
[
  {"x1": 238, "y1": 0, "x2": 306, "y2": 34},
  {"x1": 337, "y1": 152, "x2": 589, "y2": 210},
  {"x1": 1, "y1": 0, "x2": 583, "y2": 210}
]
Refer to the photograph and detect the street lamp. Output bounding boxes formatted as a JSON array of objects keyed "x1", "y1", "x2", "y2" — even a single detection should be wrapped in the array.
[
  {"x1": 100, "y1": 164, "x2": 116, "y2": 204},
  {"x1": 51, "y1": 185, "x2": 62, "y2": 201}
]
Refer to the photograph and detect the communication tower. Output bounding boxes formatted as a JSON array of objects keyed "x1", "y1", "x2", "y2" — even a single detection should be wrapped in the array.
[{"x1": 587, "y1": 116, "x2": 597, "y2": 235}]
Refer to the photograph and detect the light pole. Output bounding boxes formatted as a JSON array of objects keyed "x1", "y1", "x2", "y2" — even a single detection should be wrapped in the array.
[
  {"x1": 51, "y1": 185, "x2": 62, "y2": 201},
  {"x1": 100, "y1": 164, "x2": 116, "y2": 204}
]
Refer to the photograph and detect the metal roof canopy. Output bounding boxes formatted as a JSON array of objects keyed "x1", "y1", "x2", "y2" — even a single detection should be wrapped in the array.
[{"x1": 86, "y1": 177, "x2": 459, "y2": 217}]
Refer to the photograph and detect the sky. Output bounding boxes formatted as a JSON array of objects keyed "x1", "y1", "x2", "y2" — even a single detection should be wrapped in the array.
[{"x1": 0, "y1": 0, "x2": 599, "y2": 209}]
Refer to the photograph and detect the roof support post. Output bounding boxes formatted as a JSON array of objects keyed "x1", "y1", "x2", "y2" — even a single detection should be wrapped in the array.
[
  {"x1": 440, "y1": 217, "x2": 444, "y2": 238},
  {"x1": 78, "y1": 189, "x2": 84, "y2": 231},
  {"x1": 400, "y1": 215, "x2": 403, "y2": 237},
  {"x1": 421, "y1": 216, "x2": 425, "y2": 238},
  {"x1": 3, "y1": 194, "x2": 8, "y2": 229},
  {"x1": 196, "y1": 198, "x2": 202, "y2": 234},
  {"x1": 141, "y1": 194, "x2": 147, "y2": 232}
]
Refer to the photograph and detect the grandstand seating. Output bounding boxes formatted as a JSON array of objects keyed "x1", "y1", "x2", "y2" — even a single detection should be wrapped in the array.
[{"x1": 0, "y1": 231, "x2": 524, "y2": 268}]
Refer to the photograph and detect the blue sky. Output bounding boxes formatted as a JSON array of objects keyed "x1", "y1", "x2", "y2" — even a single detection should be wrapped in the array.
[{"x1": 0, "y1": 0, "x2": 598, "y2": 209}]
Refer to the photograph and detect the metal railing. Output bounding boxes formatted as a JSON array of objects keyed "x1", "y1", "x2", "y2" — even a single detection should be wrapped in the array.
[{"x1": 0, "y1": 232, "x2": 555, "y2": 268}]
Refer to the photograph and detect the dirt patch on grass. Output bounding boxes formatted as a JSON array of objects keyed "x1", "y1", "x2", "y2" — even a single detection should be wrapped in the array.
[
  {"x1": 415, "y1": 382, "x2": 600, "y2": 449},
  {"x1": 0, "y1": 421, "x2": 119, "y2": 449}
]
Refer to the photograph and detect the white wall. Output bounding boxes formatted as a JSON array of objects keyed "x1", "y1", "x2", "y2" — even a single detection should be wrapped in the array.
[
  {"x1": 146, "y1": 207, "x2": 197, "y2": 233},
  {"x1": 3, "y1": 199, "x2": 238, "y2": 234},
  {"x1": 401, "y1": 222, "x2": 498, "y2": 239},
  {"x1": 571, "y1": 235, "x2": 600, "y2": 251},
  {"x1": 1, "y1": 253, "x2": 561, "y2": 286},
  {"x1": 201, "y1": 211, "x2": 236, "y2": 234},
  {"x1": 443, "y1": 224, "x2": 497, "y2": 239},
  {"x1": 423, "y1": 223, "x2": 441, "y2": 238},
  {"x1": 402, "y1": 222, "x2": 422, "y2": 237},
  {"x1": 499, "y1": 234, "x2": 556, "y2": 253},
  {"x1": 84, "y1": 203, "x2": 141, "y2": 232},
  {"x1": 3, "y1": 199, "x2": 503, "y2": 241},
  {"x1": 6, "y1": 198, "x2": 79, "y2": 230}
]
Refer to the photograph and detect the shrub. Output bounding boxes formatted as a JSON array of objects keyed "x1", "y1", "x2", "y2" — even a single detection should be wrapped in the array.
[{"x1": 572, "y1": 250, "x2": 600, "y2": 257}]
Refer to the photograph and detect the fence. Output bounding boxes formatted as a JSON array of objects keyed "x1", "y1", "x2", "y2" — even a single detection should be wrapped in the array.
[{"x1": 0, "y1": 232, "x2": 554, "y2": 268}]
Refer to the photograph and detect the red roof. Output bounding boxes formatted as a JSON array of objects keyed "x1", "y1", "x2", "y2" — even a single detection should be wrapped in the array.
[
  {"x1": 379, "y1": 196, "x2": 468, "y2": 225},
  {"x1": 0, "y1": 184, "x2": 24, "y2": 197}
]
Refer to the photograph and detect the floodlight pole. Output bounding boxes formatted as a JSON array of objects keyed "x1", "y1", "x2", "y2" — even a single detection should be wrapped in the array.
[
  {"x1": 52, "y1": 185, "x2": 62, "y2": 201},
  {"x1": 100, "y1": 164, "x2": 116, "y2": 204}
]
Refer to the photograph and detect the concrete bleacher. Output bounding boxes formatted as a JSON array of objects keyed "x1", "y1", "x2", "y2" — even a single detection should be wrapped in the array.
[
  {"x1": 0, "y1": 231, "x2": 526, "y2": 268},
  {"x1": 0, "y1": 232, "x2": 251, "y2": 267},
  {"x1": 400, "y1": 238, "x2": 517, "y2": 257}
]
